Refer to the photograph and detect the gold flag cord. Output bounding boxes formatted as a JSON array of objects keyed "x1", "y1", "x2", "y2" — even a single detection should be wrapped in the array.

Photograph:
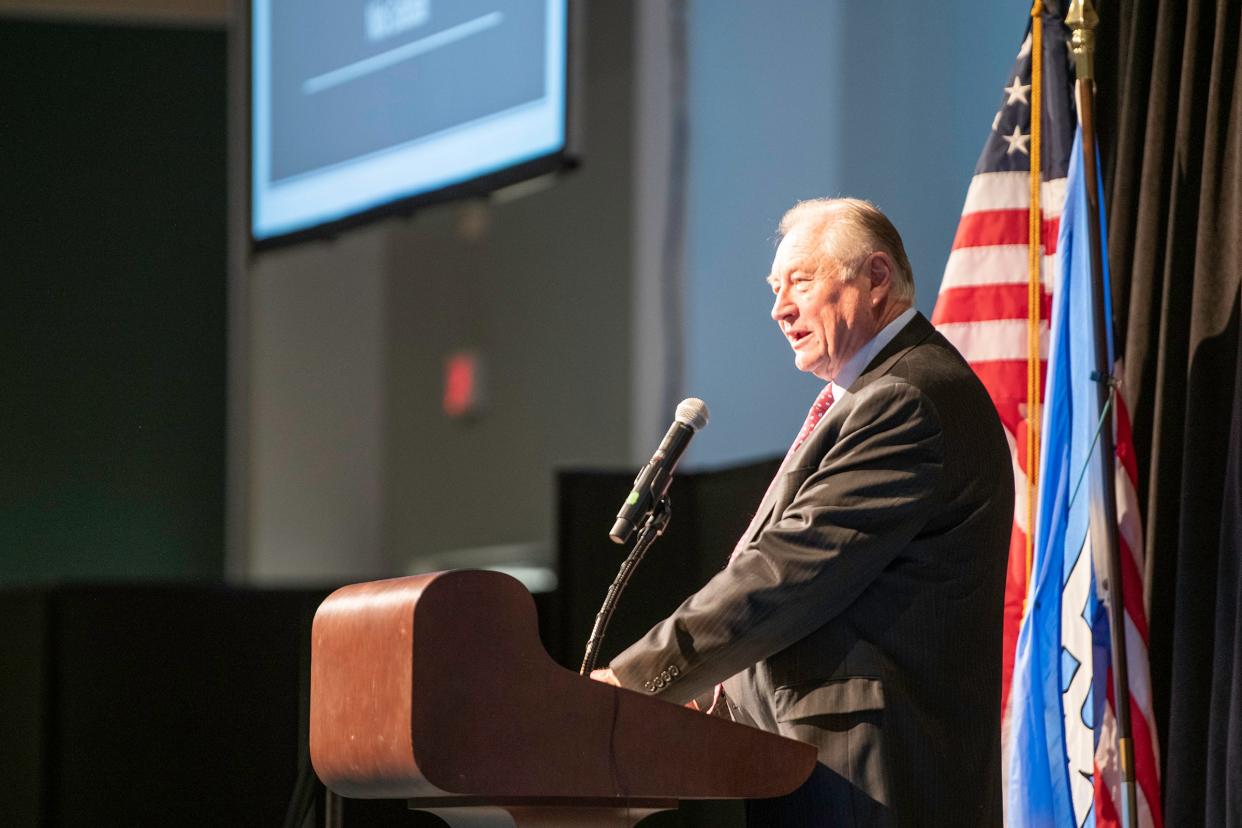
[{"x1": 1026, "y1": 1, "x2": 1044, "y2": 588}]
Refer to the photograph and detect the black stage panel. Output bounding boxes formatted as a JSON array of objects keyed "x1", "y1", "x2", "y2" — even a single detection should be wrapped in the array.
[
  {"x1": 556, "y1": 458, "x2": 780, "y2": 672},
  {"x1": 0, "y1": 586, "x2": 322, "y2": 825},
  {"x1": 0, "y1": 583, "x2": 576, "y2": 827}
]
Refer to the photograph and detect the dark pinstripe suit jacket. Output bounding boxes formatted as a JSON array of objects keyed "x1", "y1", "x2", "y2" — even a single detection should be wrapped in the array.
[{"x1": 610, "y1": 313, "x2": 1012, "y2": 826}]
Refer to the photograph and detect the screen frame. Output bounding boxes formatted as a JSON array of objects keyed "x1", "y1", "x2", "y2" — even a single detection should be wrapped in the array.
[{"x1": 246, "y1": 0, "x2": 582, "y2": 250}]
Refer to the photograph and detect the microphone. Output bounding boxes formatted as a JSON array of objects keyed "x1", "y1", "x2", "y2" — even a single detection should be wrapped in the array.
[{"x1": 609, "y1": 398, "x2": 710, "y2": 544}]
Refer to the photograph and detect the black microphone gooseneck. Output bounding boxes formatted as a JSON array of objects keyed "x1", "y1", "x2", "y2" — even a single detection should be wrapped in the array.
[{"x1": 581, "y1": 399, "x2": 709, "y2": 676}]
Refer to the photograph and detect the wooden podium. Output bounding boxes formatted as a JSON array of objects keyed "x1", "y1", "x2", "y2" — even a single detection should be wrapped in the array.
[{"x1": 309, "y1": 570, "x2": 816, "y2": 827}]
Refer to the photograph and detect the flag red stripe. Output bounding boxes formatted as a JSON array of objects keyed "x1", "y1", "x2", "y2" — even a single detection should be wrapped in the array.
[
  {"x1": 1095, "y1": 769, "x2": 1120, "y2": 828},
  {"x1": 1115, "y1": 394, "x2": 1140, "y2": 489},
  {"x1": 1102, "y1": 675, "x2": 1164, "y2": 828},
  {"x1": 1000, "y1": 526, "x2": 1027, "y2": 718},
  {"x1": 964, "y1": 360, "x2": 1047, "y2": 426},
  {"x1": 1130, "y1": 689, "x2": 1165, "y2": 828},
  {"x1": 931, "y1": 284, "x2": 1053, "y2": 325},
  {"x1": 950, "y1": 209, "x2": 1061, "y2": 253},
  {"x1": 1119, "y1": 534, "x2": 1150, "y2": 643}
]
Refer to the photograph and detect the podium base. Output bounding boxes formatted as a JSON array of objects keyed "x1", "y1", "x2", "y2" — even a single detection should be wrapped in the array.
[{"x1": 410, "y1": 797, "x2": 677, "y2": 827}]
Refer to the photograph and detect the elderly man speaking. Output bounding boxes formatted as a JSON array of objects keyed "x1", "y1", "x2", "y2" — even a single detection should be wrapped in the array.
[{"x1": 593, "y1": 198, "x2": 1013, "y2": 827}]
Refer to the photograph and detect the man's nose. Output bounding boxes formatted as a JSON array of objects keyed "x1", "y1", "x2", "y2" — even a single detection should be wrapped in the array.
[{"x1": 771, "y1": 286, "x2": 794, "y2": 322}]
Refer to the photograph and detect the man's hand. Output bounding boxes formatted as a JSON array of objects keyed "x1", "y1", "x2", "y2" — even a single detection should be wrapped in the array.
[{"x1": 589, "y1": 668, "x2": 620, "y2": 686}]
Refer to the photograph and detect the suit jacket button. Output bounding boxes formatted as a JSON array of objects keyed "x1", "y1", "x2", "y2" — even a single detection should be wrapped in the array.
[{"x1": 668, "y1": 665, "x2": 680, "y2": 677}]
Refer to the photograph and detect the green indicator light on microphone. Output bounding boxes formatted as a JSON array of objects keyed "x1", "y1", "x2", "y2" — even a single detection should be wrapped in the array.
[{"x1": 625, "y1": 491, "x2": 640, "y2": 506}]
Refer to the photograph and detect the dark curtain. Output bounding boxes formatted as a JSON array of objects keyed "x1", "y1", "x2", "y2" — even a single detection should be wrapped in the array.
[{"x1": 1097, "y1": 0, "x2": 1242, "y2": 823}]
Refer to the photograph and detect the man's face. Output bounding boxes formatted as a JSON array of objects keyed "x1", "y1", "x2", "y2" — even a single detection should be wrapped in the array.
[{"x1": 768, "y1": 224, "x2": 882, "y2": 382}]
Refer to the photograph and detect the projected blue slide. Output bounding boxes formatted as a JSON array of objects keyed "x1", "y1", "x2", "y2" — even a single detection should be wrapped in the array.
[{"x1": 252, "y1": 0, "x2": 568, "y2": 241}]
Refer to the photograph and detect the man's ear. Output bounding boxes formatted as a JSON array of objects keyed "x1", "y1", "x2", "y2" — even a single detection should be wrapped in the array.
[{"x1": 867, "y1": 252, "x2": 893, "y2": 300}]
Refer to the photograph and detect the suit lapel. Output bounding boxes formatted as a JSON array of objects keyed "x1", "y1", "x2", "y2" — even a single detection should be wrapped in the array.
[{"x1": 735, "y1": 451, "x2": 797, "y2": 547}]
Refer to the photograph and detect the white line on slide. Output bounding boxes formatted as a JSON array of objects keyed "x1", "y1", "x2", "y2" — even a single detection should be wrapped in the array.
[{"x1": 302, "y1": 11, "x2": 504, "y2": 96}]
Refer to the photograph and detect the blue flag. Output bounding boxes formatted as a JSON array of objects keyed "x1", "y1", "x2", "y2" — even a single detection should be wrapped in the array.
[{"x1": 1007, "y1": 126, "x2": 1114, "y2": 828}]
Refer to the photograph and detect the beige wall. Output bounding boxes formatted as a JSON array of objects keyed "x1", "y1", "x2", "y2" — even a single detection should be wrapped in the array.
[{"x1": 247, "y1": 226, "x2": 388, "y2": 582}]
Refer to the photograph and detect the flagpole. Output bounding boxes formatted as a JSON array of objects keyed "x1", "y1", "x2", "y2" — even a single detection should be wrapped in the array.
[
  {"x1": 1026, "y1": 0, "x2": 1044, "y2": 595},
  {"x1": 1066, "y1": 3, "x2": 1138, "y2": 827}
]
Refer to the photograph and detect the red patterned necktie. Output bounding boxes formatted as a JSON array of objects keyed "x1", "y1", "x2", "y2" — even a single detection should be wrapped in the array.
[
  {"x1": 707, "y1": 384, "x2": 837, "y2": 715},
  {"x1": 790, "y1": 384, "x2": 835, "y2": 455}
]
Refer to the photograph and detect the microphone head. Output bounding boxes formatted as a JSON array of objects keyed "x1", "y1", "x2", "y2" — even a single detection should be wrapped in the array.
[{"x1": 674, "y1": 398, "x2": 710, "y2": 431}]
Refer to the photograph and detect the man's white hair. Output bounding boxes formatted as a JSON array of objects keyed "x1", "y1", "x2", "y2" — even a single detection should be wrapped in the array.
[{"x1": 777, "y1": 197, "x2": 916, "y2": 304}]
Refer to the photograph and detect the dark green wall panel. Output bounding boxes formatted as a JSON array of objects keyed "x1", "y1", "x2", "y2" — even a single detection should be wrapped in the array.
[{"x1": 0, "y1": 20, "x2": 226, "y2": 582}]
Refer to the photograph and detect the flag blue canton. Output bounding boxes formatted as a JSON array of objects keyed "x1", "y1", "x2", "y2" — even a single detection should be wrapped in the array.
[{"x1": 975, "y1": 7, "x2": 1076, "y2": 179}]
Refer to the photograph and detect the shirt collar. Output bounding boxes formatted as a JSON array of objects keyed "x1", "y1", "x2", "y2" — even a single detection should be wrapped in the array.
[{"x1": 829, "y1": 306, "x2": 917, "y2": 399}]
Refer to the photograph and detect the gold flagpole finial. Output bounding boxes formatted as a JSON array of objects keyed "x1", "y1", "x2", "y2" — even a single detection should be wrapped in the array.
[{"x1": 1066, "y1": 0, "x2": 1099, "y2": 81}]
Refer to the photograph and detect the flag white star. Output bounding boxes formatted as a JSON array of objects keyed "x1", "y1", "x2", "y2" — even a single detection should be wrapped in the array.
[
  {"x1": 1018, "y1": 33, "x2": 1032, "y2": 59},
  {"x1": 1004, "y1": 77, "x2": 1031, "y2": 106},
  {"x1": 1001, "y1": 125, "x2": 1030, "y2": 155}
]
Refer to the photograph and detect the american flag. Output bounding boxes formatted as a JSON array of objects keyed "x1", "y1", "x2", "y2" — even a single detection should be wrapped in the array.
[
  {"x1": 931, "y1": 6, "x2": 1161, "y2": 827},
  {"x1": 932, "y1": 15, "x2": 1074, "y2": 739}
]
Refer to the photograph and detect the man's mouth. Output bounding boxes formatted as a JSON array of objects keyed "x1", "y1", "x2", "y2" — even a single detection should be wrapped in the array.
[{"x1": 788, "y1": 330, "x2": 811, "y2": 347}]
